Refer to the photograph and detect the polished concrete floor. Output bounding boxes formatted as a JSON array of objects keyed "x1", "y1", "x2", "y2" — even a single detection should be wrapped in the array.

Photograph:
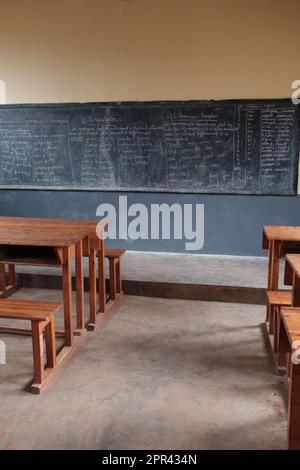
[{"x1": 0, "y1": 289, "x2": 287, "y2": 450}]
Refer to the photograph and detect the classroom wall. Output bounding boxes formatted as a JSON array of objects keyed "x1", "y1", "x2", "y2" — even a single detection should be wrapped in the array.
[
  {"x1": 0, "y1": 190, "x2": 300, "y2": 256},
  {"x1": 0, "y1": 0, "x2": 299, "y2": 256},
  {"x1": 0, "y1": 0, "x2": 299, "y2": 103}
]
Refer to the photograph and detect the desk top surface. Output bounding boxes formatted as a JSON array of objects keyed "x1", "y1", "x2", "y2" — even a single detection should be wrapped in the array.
[
  {"x1": 0, "y1": 228, "x2": 88, "y2": 247},
  {"x1": 0, "y1": 216, "x2": 107, "y2": 234},
  {"x1": 264, "y1": 226, "x2": 300, "y2": 242},
  {"x1": 281, "y1": 307, "x2": 300, "y2": 345},
  {"x1": 286, "y1": 254, "x2": 300, "y2": 277}
]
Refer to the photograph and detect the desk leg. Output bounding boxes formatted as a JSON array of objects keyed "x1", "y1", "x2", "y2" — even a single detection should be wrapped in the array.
[
  {"x1": 75, "y1": 240, "x2": 85, "y2": 330},
  {"x1": 0, "y1": 264, "x2": 5, "y2": 291},
  {"x1": 89, "y1": 248, "x2": 97, "y2": 326},
  {"x1": 277, "y1": 315, "x2": 289, "y2": 370},
  {"x1": 109, "y1": 258, "x2": 117, "y2": 301},
  {"x1": 292, "y1": 274, "x2": 300, "y2": 307},
  {"x1": 266, "y1": 240, "x2": 280, "y2": 323},
  {"x1": 62, "y1": 246, "x2": 73, "y2": 347},
  {"x1": 266, "y1": 244, "x2": 273, "y2": 322},
  {"x1": 269, "y1": 240, "x2": 280, "y2": 290},
  {"x1": 288, "y1": 362, "x2": 300, "y2": 450},
  {"x1": 98, "y1": 239, "x2": 106, "y2": 313},
  {"x1": 9, "y1": 265, "x2": 16, "y2": 287}
]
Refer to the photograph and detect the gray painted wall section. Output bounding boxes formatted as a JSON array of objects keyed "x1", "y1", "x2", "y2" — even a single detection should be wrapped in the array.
[{"x1": 0, "y1": 190, "x2": 298, "y2": 256}]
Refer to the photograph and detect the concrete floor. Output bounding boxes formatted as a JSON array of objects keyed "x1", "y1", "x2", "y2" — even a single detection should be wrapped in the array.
[
  {"x1": 0, "y1": 289, "x2": 287, "y2": 450},
  {"x1": 15, "y1": 251, "x2": 288, "y2": 288}
]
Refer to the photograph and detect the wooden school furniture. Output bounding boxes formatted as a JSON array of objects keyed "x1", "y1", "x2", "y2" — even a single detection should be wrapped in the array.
[
  {"x1": 263, "y1": 226, "x2": 300, "y2": 342},
  {"x1": 267, "y1": 290, "x2": 292, "y2": 335},
  {"x1": 263, "y1": 232, "x2": 300, "y2": 448},
  {"x1": 271, "y1": 255, "x2": 300, "y2": 448},
  {"x1": 0, "y1": 228, "x2": 88, "y2": 368},
  {"x1": 275, "y1": 254, "x2": 300, "y2": 370},
  {"x1": 278, "y1": 307, "x2": 300, "y2": 450},
  {"x1": 263, "y1": 225, "x2": 300, "y2": 296},
  {"x1": 267, "y1": 292, "x2": 292, "y2": 374},
  {"x1": 0, "y1": 263, "x2": 17, "y2": 298},
  {"x1": 105, "y1": 248, "x2": 125, "y2": 301},
  {"x1": 285, "y1": 255, "x2": 300, "y2": 306},
  {"x1": 0, "y1": 217, "x2": 110, "y2": 329},
  {"x1": 284, "y1": 260, "x2": 294, "y2": 286},
  {"x1": 0, "y1": 264, "x2": 5, "y2": 292},
  {"x1": 0, "y1": 299, "x2": 60, "y2": 393}
]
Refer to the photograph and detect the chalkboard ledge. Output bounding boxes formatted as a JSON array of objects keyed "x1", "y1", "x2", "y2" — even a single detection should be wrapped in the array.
[{"x1": 0, "y1": 185, "x2": 296, "y2": 196}]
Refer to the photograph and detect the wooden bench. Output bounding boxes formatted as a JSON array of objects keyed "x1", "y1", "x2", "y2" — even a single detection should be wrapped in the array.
[
  {"x1": 279, "y1": 307, "x2": 300, "y2": 449},
  {"x1": 0, "y1": 217, "x2": 108, "y2": 326},
  {"x1": 263, "y1": 226, "x2": 300, "y2": 328},
  {"x1": 274, "y1": 254, "x2": 300, "y2": 373},
  {"x1": 0, "y1": 299, "x2": 60, "y2": 393},
  {"x1": 266, "y1": 290, "x2": 292, "y2": 373},
  {"x1": 105, "y1": 248, "x2": 125, "y2": 302},
  {"x1": 267, "y1": 290, "x2": 292, "y2": 334}
]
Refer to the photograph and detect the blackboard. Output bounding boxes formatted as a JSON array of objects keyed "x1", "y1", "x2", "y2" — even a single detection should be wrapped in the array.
[{"x1": 0, "y1": 99, "x2": 299, "y2": 195}]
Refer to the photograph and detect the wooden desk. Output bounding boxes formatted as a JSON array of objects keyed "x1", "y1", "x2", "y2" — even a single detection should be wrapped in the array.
[
  {"x1": 286, "y1": 255, "x2": 300, "y2": 307},
  {"x1": 263, "y1": 238, "x2": 300, "y2": 449},
  {"x1": 0, "y1": 217, "x2": 108, "y2": 328},
  {"x1": 281, "y1": 307, "x2": 300, "y2": 345},
  {"x1": 280, "y1": 306, "x2": 300, "y2": 450},
  {"x1": 0, "y1": 228, "x2": 88, "y2": 346},
  {"x1": 263, "y1": 226, "x2": 300, "y2": 292},
  {"x1": 274, "y1": 254, "x2": 300, "y2": 367}
]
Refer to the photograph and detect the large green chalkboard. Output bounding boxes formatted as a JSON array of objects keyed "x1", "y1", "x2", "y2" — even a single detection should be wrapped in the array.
[{"x1": 0, "y1": 99, "x2": 299, "y2": 194}]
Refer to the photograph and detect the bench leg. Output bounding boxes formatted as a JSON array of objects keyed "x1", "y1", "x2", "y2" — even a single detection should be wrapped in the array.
[
  {"x1": 75, "y1": 239, "x2": 85, "y2": 330},
  {"x1": 45, "y1": 317, "x2": 56, "y2": 369},
  {"x1": 62, "y1": 246, "x2": 73, "y2": 347},
  {"x1": 89, "y1": 248, "x2": 97, "y2": 325},
  {"x1": 31, "y1": 321, "x2": 44, "y2": 385},
  {"x1": 269, "y1": 305, "x2": 275, "y2": 335},
  {"x1": 273, "y1": 306, "x2": 279, "y2": 354},
  {"x1": 288, "y1": 362, "x2": 300, "y2": 449},
  {"x1": 116, "y1": 259, "x2": 122, "y2": 294},
  {"x1": 109, "y1": 258, "x2": 117, "y2": 301},
  {"x1": 9, "y1": 265, "x2": 16, "y2": 287}
]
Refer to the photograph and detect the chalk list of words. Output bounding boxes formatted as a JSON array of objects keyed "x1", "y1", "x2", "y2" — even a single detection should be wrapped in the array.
[{"x1": 0, "y1": 100, "x2": 298, "y2": 194}]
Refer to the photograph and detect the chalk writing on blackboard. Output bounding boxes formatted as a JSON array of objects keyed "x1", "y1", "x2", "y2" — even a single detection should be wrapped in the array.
[{"x1": 0, "y1": 99, "x2": 298, "y2": 195}]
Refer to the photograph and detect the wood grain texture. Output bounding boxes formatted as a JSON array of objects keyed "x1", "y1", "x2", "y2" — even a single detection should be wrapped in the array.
[
  {"x1": 62, "y1": 246, "x2": 73, "y2": 347},
  {"x1": 0, "y1": 299, "x2": 60, "y2": 321},
  {"x1": 0, "y1": 228, "x2": 88, "y2": 247},
  {"x1": 267, "y1": 290, "x2": 292, "y2": 306},
  {"x1": 264, "y1": 226, "x2": 300, "y2": 242},
  {"x1": 0, "y1": 217, "x2": 108, "y2": 322},
  {"x1": 280, "y1": 307, "x2": 300, "y2": 345}
]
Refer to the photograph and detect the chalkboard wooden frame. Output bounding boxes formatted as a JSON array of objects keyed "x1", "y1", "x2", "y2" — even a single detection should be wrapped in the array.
[{"x1": 0, "y1": 99, "x2": 298, "y2": 195}]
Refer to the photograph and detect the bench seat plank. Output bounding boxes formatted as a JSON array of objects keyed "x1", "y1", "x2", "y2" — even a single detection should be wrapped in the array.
[
  {"x1": 0, "y1": 300, "x2": 61, "y2": 321},
  {"x1": 281, "y1": 307, "x2": 300, "y2": 345},
  {"x1": 105, "y1": 248, "x2": 126, "y2": 259},
  {"x1": 267, "y1": 290, "x2": 292, "y2": 306}
]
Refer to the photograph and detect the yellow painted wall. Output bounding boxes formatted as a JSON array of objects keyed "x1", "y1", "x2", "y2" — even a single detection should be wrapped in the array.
[{"x1": 0, "y1": 0, "x2": 299, "y2": 104}]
